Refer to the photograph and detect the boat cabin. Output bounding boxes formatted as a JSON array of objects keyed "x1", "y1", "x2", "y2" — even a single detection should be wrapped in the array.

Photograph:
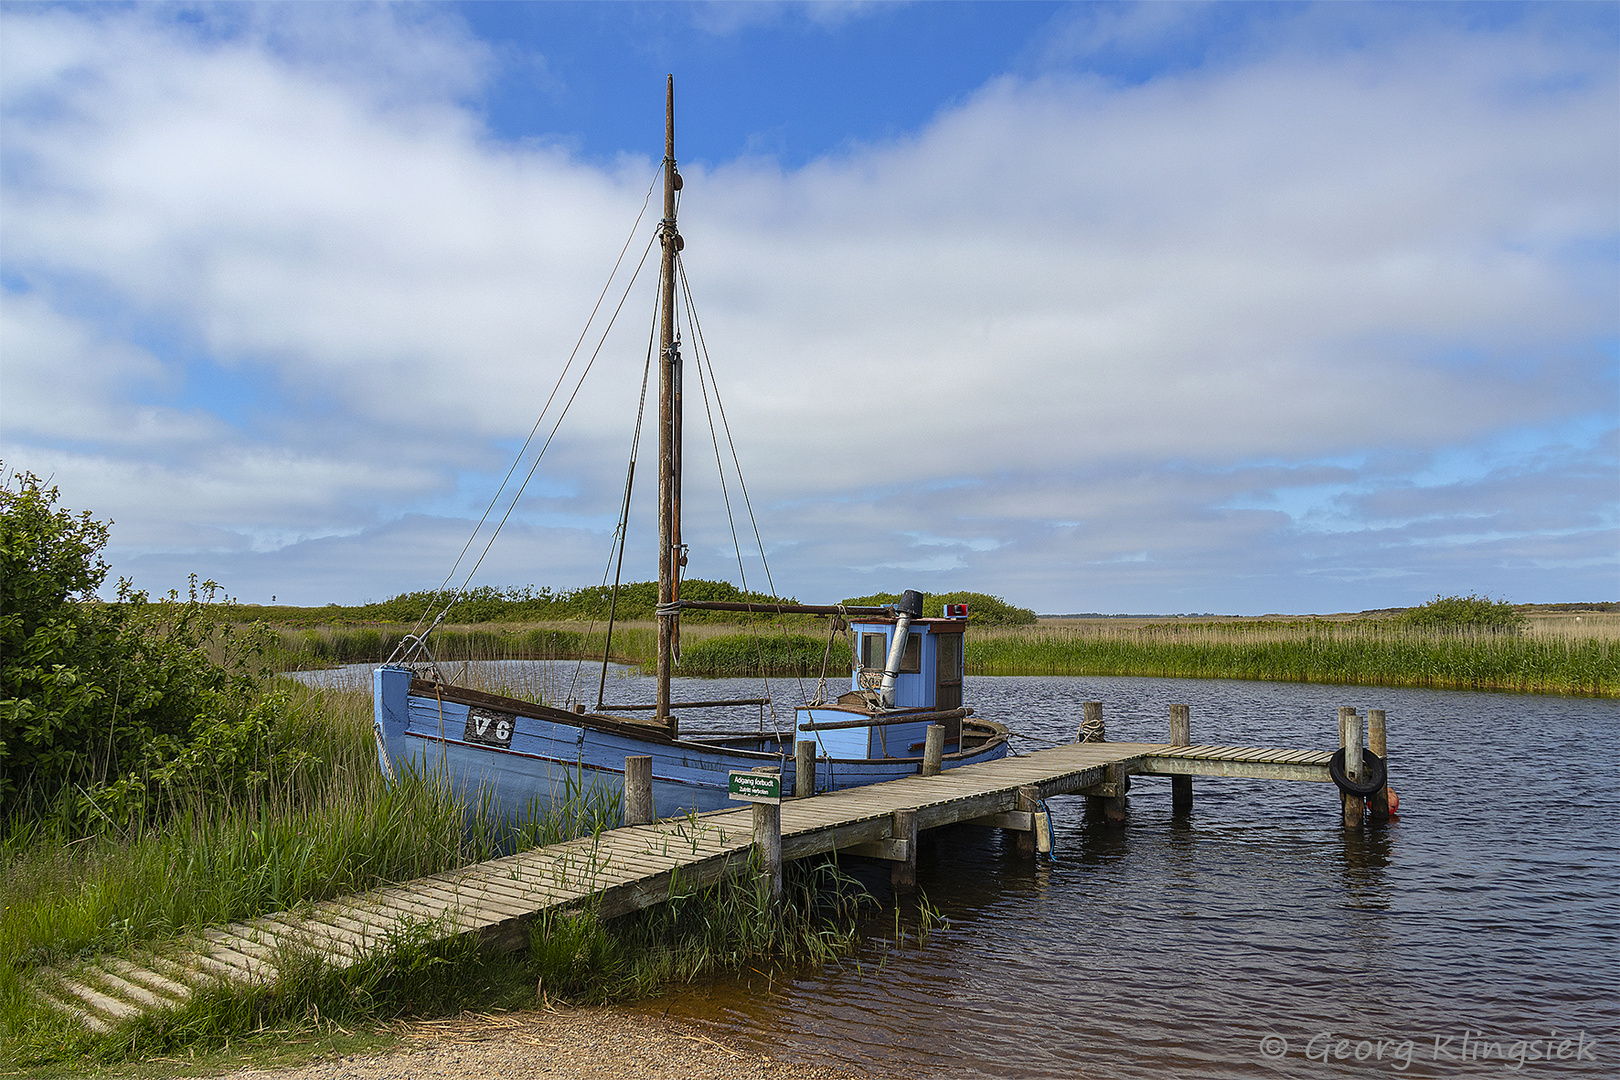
[{"x1": 796, "y1": 608, "x2": 968, "y2": 762}]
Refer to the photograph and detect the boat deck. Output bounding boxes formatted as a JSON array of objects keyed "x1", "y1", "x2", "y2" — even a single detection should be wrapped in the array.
[{"x1": 30, "y1": 740, "x2": 1331, "y2": 1032}]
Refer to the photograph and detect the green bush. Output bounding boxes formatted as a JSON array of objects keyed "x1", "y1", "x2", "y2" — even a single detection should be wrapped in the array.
[
  {"x1": 1398, "y1": 593, "x2": 1526, "y2": 633},
  {"x1": 238, "y1": 578, "x2": 800, "y2": 627},
  {"x1": 840, "y1": 589, "x2": 1038, "y2": 626},
  {"x1": 0, "y1": 470, "x2": 290, "y2": 829}
]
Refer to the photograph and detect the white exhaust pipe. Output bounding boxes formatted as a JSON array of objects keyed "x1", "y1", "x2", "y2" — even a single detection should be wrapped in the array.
[{"x1": 878, "y1": 590, "x2": 925, "y2": 708}]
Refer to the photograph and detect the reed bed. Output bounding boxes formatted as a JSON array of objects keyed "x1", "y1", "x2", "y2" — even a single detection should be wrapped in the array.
[
  {"x1": 0, "y1": 679, "x2": 619, "y2": 1065},
  {"x1": 265, "y1": 619, "x2": 773, "y2": 672},
  {"x1": 525, "y1": 856, "x2": 879, "y2": 1006},
  {"x1": 968, "y1": 619, "x2": 1618, "y2": 696},
  {"x1": 269, "y1": 614, "x2": 1620, "y2": 696},
  {"x1": 668, "y1": 633, "x2": 854, "y2": 678},
  {"x1": 1, "y1": 671, "x2": 883, "y2": 1069},
  {"x1": 0, "y1": 682, "x2": 609, "y2": 968}
]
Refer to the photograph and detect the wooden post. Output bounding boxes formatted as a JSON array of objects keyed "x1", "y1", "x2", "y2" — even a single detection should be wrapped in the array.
[
  {"x1": 1339, "y1": 706, "x2": 1364, "y2": 826},
  {"x1": 1016, "y1": 785, "x2": 1039, "y2": 857},
  {"x1": 795, "y1": 739, "x2": 816, "y2": 798},
  {"x1": 753, "y1": 801, "x2": 782, "y2": 905},
  {"x1": 1080, "y1": 701, "x2": 1108, "y2": 813},
  {"x1": 890, "y1": 808, "x2": 918, "y2": 892},
  {"x1": 624, "y1": 756, "x2": 653, "y2": 826},
  {"x1": 1078, "y1": 701, "x2": 1104, "y2": 742},
  {"x1": 1367, "y1": 708, "x2": 1389, "y2": 823},
  {"x1": 921, "y1": 725, "x2": 945, "y2": 777},
  {"x1": 1104, "y1": 762, "x2": 1128, "y2": 823},
  {"x1": 1168, "y1": 703, "x2": 1192, "y2": 813}
]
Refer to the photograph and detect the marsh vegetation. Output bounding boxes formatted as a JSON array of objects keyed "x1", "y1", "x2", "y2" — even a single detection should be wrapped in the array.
[{"x1": 0, "y1": 475, "x2": 888, "y2": 1071}]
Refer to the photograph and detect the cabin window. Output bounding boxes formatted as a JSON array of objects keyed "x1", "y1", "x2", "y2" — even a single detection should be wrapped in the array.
[
  {"x1": 859, "y1": 631, "x2": 922, "y2": 673},
  {"x1": 899, "y1": 633, "x2": 921, "y2": 673},
  {"x1": 936, "y1": 632, "x2": 964, "y2": 712},
  {"x1": 936, "y1": 633, "x2": 962, "y2": 682}
]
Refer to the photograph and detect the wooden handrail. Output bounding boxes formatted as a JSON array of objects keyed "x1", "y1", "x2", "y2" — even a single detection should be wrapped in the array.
[
  {"x1": 798, "y1": 707, "x2": 972, "y2": 732},
  {"x1": 606, "y1": 697, "x2": 770, "y2": 711}
]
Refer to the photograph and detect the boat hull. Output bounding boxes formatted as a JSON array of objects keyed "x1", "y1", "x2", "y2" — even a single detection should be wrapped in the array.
[{"x1": 373, "y1": 666, "x2": 1008, "y2": 821}]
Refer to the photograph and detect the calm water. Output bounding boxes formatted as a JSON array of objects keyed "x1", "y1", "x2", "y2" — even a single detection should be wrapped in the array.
[{"x1": 301, "y1": 664, "x2": 1618, "y2": 1077}]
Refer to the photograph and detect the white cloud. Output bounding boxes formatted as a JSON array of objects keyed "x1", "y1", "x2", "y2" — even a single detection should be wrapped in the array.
[{"x1": 0, "y1": 5, "x2": 1613, "y2": 611}]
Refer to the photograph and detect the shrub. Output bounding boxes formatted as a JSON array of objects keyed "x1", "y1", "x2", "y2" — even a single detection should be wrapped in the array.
[
  {"x1": 1397, "y1": 593, "x2": 1526, "y2": 633},
  {"x1": 0, "y1": 470, "x2": 291, "y2": 829},
  {"x1": 840, "y1": 589, "x2": 1038, "y2": 626}
]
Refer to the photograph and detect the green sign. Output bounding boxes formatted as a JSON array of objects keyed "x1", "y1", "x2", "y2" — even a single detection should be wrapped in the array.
[{"x1": 728, "y1": 770, "x2": 781, "y2": 804}]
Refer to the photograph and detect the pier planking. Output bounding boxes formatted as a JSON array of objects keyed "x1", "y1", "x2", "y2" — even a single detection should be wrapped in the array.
[{"x1": 29, "y1": 737, "x2": 1339, "y2": 1031}]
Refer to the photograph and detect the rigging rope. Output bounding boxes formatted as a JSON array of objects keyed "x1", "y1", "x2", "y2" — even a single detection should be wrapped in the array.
[
  {"x1": 390, "y1": 167, "x2": 663, "y2": 664},
  {"x1": 393, "y1": 227, "x2": 660, "y2": 664},
  {"x1": 677, "y1": 254, "x2": 811, "y2": 735},
  {"x1": 676, "y1": 258, "x2": 781, "y2": 601},
  {"x1": 567, "y1": 284, "x2": 660, "y2": 712}
]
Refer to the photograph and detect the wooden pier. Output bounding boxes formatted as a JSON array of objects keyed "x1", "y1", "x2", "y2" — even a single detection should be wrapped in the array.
[{"x1": 32, "y1": 726, "x2": 1349, "y2": 1033}]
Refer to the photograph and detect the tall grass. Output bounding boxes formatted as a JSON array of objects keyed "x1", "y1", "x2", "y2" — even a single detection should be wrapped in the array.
[
  {"x1": 0, "y1": 679, "x2": 617, "y2": 1063},
  {"x1": 266, "y1": 624, "x2": 625, "y2": 670},
  {"x1": 528, "y1": 856, "x2": 874, "y2": 1005},
  {"x1": 968, "y1": 620, "x2": 1618, "y2": 696},
  {"x1": 272, "y1": 615, "x2": 1619, "y2": 696},
  {"x1": 263, "y1": 620, "x2": 776, "y2": 671},
  {"x1": 1, "y1": 672, "x2": 889, "y2": 1070},
  {"x1": 667, "y1": 633, "x2": 853, "y2": 678}
]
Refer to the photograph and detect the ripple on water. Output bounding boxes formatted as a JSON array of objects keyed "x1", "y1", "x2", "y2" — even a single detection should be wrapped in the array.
[{"x1": 303, "y1": 663, "x2": 1618, "y2": 1077}]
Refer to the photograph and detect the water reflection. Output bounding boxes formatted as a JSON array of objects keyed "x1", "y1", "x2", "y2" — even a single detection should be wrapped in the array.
[
  {"x1": 641, "y1": 676, "x2": 1618, "y2": 1079},
  {"x1": 300, "y1": 662, "x2": 1618, "y2": 1077}
]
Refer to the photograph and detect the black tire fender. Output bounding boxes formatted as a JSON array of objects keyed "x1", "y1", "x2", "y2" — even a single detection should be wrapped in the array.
[{"x1": 1328, "y1": 748, "x2": 1387, "y2": 797}]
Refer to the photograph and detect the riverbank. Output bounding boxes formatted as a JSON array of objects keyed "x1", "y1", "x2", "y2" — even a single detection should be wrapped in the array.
[
  {"x1": 965, "y1": 614, "x2": 1617, "y2": 695},
  {"x1": 265, "y1": 611, "x2": 1620, "y2": 697},
  {"x1": 0, "y1": 674, "x2": 869, "y2": 1074},
  {"x1": 194, "y1": 1008, "x2": 863, "y2": 1080},
  {"x1": 23, "y1": 1006, "x2": 863, "y2": 1080}
]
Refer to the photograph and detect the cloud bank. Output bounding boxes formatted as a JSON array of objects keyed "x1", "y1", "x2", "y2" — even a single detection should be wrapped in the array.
[{"x1": 2, "y1": 4, "x2": 1614, "y2": 611}]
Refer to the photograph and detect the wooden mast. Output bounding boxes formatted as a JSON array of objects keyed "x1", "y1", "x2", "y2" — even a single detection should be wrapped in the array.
[{"x1": 656, "y1": 75, "x2": 681, "y2": 734}]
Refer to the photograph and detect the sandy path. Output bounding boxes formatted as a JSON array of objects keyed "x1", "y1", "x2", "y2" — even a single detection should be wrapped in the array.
[{"x1": 190, "y1": 1008, "x2": 864, "y2": 1080}]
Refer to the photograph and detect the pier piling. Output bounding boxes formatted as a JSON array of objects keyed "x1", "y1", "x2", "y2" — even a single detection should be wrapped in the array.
[
  {"x1": 1169, "y1": 704, "x2": 1192, "y2": 813},
  {"x1": 891, "y1": 808, "x2": 918, "y2": 892},
  {"x1": 1104, "y1": 763, "x2": 1128, "y2": 822},
  {"x1": 1079, "y1": 701, "x2": 1104, "y2": 742},
  {"x1": 1017, "y1": 786, "x2": 1040, "y2": 856},
  {"x1": 1339, "y1": 707, "x2": 1365, "y2": 826},
  {"x1": 922, "y1": 725, "x2": 945, "y2": 777},
  {"x1": 753, "y1": 800, "x2": 782, "y2": 904},
  {"x1": 624, "y1": 756, "x2": 653, "y2": 826},
  {"x1": 1367, "y1": 709, "x2": 1389, "y2": 822},
  {"x1": 796, "y1": 740, "x2": 816, "y2": 797}
]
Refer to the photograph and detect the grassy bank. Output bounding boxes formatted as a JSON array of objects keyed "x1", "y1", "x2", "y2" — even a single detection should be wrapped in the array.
[
  {"x1": 0, "y1": 672, "x2": 890, "y2": 1072},
  {"x1": 265, "y1": 614, "x2": 1619, "y2": 696},
  {"x1": 967, "y1": 617, "x2": 1619, "y2": 696},
  {"x1": 265, "y1": 619, "x2": 754, "y2": 671}
]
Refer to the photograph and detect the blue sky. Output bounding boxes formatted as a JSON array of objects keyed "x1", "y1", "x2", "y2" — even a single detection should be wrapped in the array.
[{"x1": 1, "y1": 1, "x2": 1616, "y2": 613}]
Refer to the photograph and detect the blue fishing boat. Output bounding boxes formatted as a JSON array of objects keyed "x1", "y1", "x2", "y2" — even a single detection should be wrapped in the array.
[
  {"x1": 372, "y1": 592, "x2": 1008, "y2": 819},
  {"x1": 373, "y1": 79, "x2": 1009, "y2": 820}
]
